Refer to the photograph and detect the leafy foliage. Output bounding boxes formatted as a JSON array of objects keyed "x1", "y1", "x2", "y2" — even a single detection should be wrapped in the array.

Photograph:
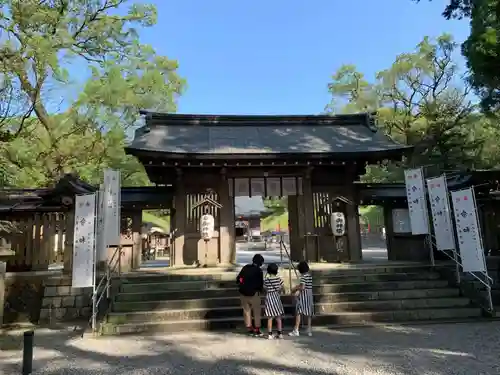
[
  {"x1": 0, "y1": 0, "x2": 185, "y2": 187},
  {"x1": 326, "y1": 34, "x2": 488, "y2": 182},
  {"x1": 415, "y1": 0, "x2": 500, "y2": 112}
]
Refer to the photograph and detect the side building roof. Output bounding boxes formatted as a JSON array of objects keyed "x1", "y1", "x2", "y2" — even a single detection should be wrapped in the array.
[{"x1": 125, "y1": 111, "x2": 410, "y2": 160}]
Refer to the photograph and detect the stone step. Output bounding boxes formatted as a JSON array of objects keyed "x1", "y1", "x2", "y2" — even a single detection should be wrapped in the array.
[
  {"x1": 114, "y1": 279, "x2": 450, "y2": 302},
  {"x1": 112, "y1": 288, "x2": 462, "y2": 312},
  {"x1": 118, "y1": 266, "x2": 438, "y2": 284},
  {"x1": 118, "y1": 272, "x2": 441, "y2": 294},
  {"x1": 100, "y1": 307, "x2": 482, "y2": 335},
  {"x1": 108, "y1": 297, "x2": 472, "y2": 323}
]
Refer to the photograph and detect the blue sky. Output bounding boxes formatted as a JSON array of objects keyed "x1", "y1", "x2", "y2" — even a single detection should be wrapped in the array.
[{"x1": 138, "y1": 0, "x2": 470, "y2": 115}]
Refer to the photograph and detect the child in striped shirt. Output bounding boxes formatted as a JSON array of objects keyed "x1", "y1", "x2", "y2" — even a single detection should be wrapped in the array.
[
  {"x1": 289, "y1": 261, "x2": 314, "y2": 337},
  {"x1": 264, "y1": 263, "x2": 285, "y2": 339}
]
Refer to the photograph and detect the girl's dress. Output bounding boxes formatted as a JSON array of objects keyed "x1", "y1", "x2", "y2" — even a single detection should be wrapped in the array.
[
  {"x1": 296, "y1": 272, "x2": 314, "y2": 316},
  {"x1": 264, "y1": 275, "x2": 285, "y2": 318}
]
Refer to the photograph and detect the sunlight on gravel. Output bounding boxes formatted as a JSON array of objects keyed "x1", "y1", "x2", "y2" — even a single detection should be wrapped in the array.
[{"x1": 1, "y1": 322, "x2": 500, "y2": 374}]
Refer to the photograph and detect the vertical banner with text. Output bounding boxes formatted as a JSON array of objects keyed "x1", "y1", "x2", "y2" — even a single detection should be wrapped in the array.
[
  {"x1": 404, "y1": 168, "x2": 430, "y2": 235},
  {"x1": 103, "y1": 169, "x2": 121, "y2": 246},
  {"x1": 451, "y1": 188, "x2": 486, "y2": 272},
  {"x1": 72, "y1": 193, "x2": 97, "y2": 288},
  {"x1": 426, "y1": 175, "x2": 455, "y2": 251}
]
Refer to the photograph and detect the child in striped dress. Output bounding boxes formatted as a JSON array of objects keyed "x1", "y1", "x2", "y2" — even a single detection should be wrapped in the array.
[
  {"x1": 264, "y1": 263, "x2": 285, "y2": 340},
  {"x1": 289, "y1": 261, "x2": 314, "y2": 337}
]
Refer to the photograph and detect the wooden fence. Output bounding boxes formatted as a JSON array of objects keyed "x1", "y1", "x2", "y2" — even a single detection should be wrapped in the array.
[{"x1": 4, "y1": 212, "x2": 69, "y2": 271}]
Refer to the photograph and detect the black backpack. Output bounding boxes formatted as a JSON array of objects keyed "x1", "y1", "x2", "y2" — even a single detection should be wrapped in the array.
[{"x1": 237, "y1": 264, "x2": 259, "y2": 296}]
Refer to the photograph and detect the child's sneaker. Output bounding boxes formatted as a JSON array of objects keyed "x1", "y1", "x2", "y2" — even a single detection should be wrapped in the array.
[
  {"x1": 267, "y1": 333, "x2": 274, "y2": 340},
  {"x1": 307, "y1": 330, "x2": 312, "y2": 337},
  {"x1": 253, "y1": 329, "x2": 264, "y2": 337},
  {"x1": 275, "y1": 333, "x2": 284, "y2": 339},
  {"x1": 288, "y1": 329, "x2": 300, "y2": 337}
]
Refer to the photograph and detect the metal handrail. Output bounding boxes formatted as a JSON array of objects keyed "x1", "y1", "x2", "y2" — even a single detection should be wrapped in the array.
[
  {"x1": 279, "y1": 238, "x2": 299, "y2": 293},
  {"x1": 88, "y1": 246, "x2": 122, "y2": 334},
  {"x1": 430, "y1": 235, "x2": 493, "y2": 312}
]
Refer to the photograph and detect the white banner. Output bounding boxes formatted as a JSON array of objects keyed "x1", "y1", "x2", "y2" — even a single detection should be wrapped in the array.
[
  {"x1": 103, "y1": 169, "x2": 121, "y2": 246},
  {"x1": 282, "y1": 177, "x2": 297, "y2": 196},
  {"x1": 404, "y1": 168, "x2": 430, "y2": 235},
  {"x1": 392, "y1": 208, "x2": 411, "y2": 234},
  {"x1": 265, "y1": 177, "x2": 281, "y2": 197},
  {"x1": 72, "y1": 193, "x2": 96, "y2": 288},
  {"x1": 95, "y1": 185, "x2": 107, "y2": 262},
  {"x1": 250, "y1": 178, "x2": 265, "y2": 197},
  {"x1": 426, "y1": 176, "x2": 456, "y2": 251},
  {"x1": 234, "y1": 178, "x2": 249, "y2": 197},
  {"x1": 451, "y1": 188, "x2": 485, "y2": 272}
]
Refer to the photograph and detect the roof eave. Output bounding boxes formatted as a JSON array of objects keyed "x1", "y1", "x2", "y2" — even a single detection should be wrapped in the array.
[{"x1": 125, "y1": 147, "x2": 410, "y2": 161}]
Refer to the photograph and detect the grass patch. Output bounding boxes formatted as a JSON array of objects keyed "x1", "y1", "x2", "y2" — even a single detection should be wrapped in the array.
[
  {"x1": 261, "y1": 211, "x2": 288, "y2": 232},
  {"x1": 142, "y1": 211, "x2": 170, "y2": 231}
]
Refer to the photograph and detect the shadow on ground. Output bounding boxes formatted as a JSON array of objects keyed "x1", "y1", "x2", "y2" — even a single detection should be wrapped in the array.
[{"x1": 2, "y1": 322, "x2": 500, "y2": 374}]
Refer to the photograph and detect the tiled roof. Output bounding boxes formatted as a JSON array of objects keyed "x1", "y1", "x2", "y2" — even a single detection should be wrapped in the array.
[{"x1": 126, "y1": 112, "x2": 409, "y2": 156}]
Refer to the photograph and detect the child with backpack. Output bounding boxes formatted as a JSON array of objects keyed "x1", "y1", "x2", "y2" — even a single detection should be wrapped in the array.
[
  {"x1": 236, "y1": 254, "x2": 265, "y2": 336},
  {"x1": 289, "y1": 261, "x2": 314, "y2": 337},
  {"x1": 263, "y1": 263, "x2": 285, "y2": 339}
]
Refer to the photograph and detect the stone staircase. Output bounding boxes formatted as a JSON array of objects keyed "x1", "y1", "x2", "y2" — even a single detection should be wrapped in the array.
[{"x1": 100, "y1": 265, "x2": 483, "y2": 335}]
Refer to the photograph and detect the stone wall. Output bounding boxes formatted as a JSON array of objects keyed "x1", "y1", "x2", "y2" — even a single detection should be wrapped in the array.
[
  {"x1": 4, "y1": 272, "x2": 46, "y2": 325},
  {"x1": 39, "y1": 275, "x2": 92, "y2": 322}
]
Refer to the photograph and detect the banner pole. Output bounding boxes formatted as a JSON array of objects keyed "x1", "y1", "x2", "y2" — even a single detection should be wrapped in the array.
[
  {"x1": 421, "y1": 168, "x2": 434, "y2": 267},
  {"x1": 471, "y1": 187, "x2": 493, "y2": 313},
  {"x1": 91, "y1": 192, "x2": 98, "y2": 335},
  {"x1": 443, "y1": 175, "x2": 461, "y2": 285}
]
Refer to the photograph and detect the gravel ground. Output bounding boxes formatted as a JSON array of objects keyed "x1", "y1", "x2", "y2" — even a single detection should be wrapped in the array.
[{"x1": 2, "y1": 322, "x2": 500, "y2": 375}]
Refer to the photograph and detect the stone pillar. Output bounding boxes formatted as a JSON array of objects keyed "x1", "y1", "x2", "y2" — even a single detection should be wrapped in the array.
[
  {"x1": 131, "y1": 210, "x2": 142, "y2": 270},
  {"x1": 218, "y1": 173, "x2": 234, "y2": 264},
  {"x1": 63, "y1": 210, "x2": 75, "y2": 274},
  {"x1": 0, "y1": 261, "x2": 5, "y2": 325},
  {"x1": 172, "y1": 179, "x2": 186, "y2": 266}
]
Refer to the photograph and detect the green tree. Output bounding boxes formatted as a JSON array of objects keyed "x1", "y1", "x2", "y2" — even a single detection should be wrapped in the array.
[
  {"x1": 0, "y1": 0, "x2": 184, "y2": 187},
  {"x1": 327, "y1": 34, "x2": 481, "y2": 182},
  {"x1": 414, "y1": 0, "x2": 500, "y2": 111}
]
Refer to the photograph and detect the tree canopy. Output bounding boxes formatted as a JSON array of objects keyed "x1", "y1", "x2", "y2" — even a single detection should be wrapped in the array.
[
  {"x1": 327, "y1": 33, "x2": 500, "y2": 183},
  {"x1": 415, "y1": 0, "x2": 500, "y2": 112},
  {"x1": 0, "y1": 0, "x2": 184, "y2": 187}
]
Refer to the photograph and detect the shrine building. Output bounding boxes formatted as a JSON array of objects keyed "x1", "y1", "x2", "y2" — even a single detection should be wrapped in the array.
[{"x1": 125, "y1": 111, "x2": 410, "y2": 267}]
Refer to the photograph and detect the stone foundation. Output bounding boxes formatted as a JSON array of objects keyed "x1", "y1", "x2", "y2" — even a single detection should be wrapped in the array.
[{"x1": 39, "y1": 275, "x2": 92, "y2": 322}]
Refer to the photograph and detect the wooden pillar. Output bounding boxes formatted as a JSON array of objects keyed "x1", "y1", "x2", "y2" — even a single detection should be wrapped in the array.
[
  {"x1": 63, "y1": 210, "x2": 75, "y2": 274},
  {"x1": 384, "y1": 205, "x2": 396, "y2": 260},
  {"x1": 0, "y1": 261, "x2": 5, "y2": 325},
  {"x1": 288, "y1": 195, "x2": 301, "y2": 261},
  {"x1": 131, "y1": 210, "x2": 142, "y2": 270},
  {"x1": 346, "y1": 201, "x2": 362, "y2": 262},
  {"x1": 218, "y1": 173, "x2": 234, "y2": 264},
  {"x1": 172, "y1": 175, "x2": 186, "y2": 266},
  {"x1": 302, "y1": 172, "x2": 316, "y2": 262},
  {"x1": 345, "y1": 166, "x2": 362, "y2": 262}
]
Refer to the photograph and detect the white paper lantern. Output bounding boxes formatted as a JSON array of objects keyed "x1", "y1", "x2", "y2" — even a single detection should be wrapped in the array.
[
  {"x1": 200, "y1": 214, "x2": 215, "y2": 241},
  {"x1": 330, "y1": 212, "x2": 346, "y2": 237}
]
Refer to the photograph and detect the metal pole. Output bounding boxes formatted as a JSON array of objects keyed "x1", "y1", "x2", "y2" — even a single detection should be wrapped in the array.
[
  {"x1": 91, "y1": 194, "x2": 98, "y2": 335},
  {"x1": 486, "y1": 283, "x2": 494, "y2": 313},
  {"x1": 106, "y1": 258, "x2": 111, "y2": 299},
  {"x1": 288, "y1": 244, "x2": 292, "y2": 295},
  {"x1": 428, "y1": 234, "x2": 435, "y2": 267},
  {"x1": 22, "y1": 331, "x2": 34, "y2": 375},
  {"x1": 280, "y1": 235, "x2": 283, "y2": 263},
  {"x1": 453, "y1": 250, "x2": 461, "y2": 285}
]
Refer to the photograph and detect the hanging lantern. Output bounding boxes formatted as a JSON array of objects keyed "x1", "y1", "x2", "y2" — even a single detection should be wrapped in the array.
[
  {"x1": 200, "y1": 213, "x2": 215, "y2": 241},
  {"x1": 331, "y1": 212, "x2": 346, "y2": 237}
]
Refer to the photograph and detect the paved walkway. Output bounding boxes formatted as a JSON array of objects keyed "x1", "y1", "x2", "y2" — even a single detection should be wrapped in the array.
[{"x1": 2, "y1": 322, "x2": 500, "y2": 374}]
